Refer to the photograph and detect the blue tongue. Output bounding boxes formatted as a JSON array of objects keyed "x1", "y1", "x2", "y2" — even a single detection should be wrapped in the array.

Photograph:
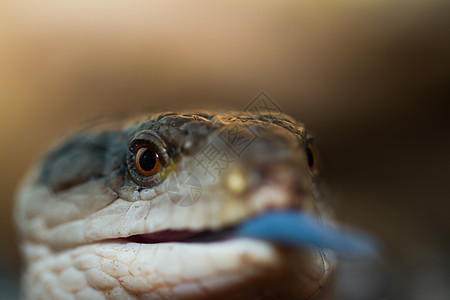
[{"x1": 234, "y1": 211, "x2": 378, "y2": 258}]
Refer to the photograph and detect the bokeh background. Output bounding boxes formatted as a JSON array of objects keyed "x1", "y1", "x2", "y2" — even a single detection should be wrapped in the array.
[{"x1": 0, "y1": 1, "x2": 448, "y2": 299}]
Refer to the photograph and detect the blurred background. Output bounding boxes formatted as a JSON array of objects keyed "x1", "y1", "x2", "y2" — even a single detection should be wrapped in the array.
[{"x1": 0, "y1": 1, "x2": 448, "y2": 299}]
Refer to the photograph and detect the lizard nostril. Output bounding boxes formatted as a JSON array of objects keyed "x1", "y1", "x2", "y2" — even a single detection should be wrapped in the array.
[{"x1": 224, "y1": 168, "x2": 247, "y2": 195}]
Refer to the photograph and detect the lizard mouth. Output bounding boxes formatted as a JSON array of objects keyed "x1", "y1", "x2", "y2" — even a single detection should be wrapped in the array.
[
  {"x1": 115, "y1": 223, "x2": 246, "y2": 244},
  {"x1": 118, "y1": 229, "x2": 203, "y2": 243},
  {"x1": 85, "y1": 210, "x2": 376, "y2": 299},
  {"x1": 111, "y1": 210, "x2": 377, "y2": 257}
]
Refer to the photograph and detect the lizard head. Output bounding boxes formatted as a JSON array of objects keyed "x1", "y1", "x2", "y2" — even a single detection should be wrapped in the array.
[{"x1": 15, "y1": 111, "x2": 374, "y2": 299}]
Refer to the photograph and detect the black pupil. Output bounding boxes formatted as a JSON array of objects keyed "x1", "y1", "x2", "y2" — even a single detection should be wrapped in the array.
[
  {"x1": 139, "y1": 149, "x2": 157, "y2": 171},
  {"x1": 306, "y1": 146, "x2": 314, "y2": 168}
]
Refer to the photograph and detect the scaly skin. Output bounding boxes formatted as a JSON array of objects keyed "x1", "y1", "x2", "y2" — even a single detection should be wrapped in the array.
[{"x1": 15, "y1": 111, "x2": 334, "y2": 299}]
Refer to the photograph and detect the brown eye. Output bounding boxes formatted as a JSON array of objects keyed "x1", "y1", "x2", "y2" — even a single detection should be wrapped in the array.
[
  {"x1": 128, "y1": 130, "x2": 170, "y2": 187},
  {"x1": 135, "y1": 147, "x2": 161, "y2": 177},
  {"x1": 306, "y1": 143, "x2": 317, "y2": 172}
]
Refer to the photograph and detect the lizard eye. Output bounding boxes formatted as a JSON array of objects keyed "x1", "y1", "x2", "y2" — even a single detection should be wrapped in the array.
[
  {"x1": 127, "y1": 131, "x2": 170, "y2": 187},
  {"x1": 135, "y1": 147, "x2": 161, "y2": 177},
  {"x1": 306, "y1": 141, "x2": 317, "y2": 172}
]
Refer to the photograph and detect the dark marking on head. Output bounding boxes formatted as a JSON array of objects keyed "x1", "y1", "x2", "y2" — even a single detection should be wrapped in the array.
[
  {"x1": 39, "y1": 131, "x2": 128, "y2": 192},
  {"x1": 38, "y1": 111, "x2": 307, "y2": 193}
]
